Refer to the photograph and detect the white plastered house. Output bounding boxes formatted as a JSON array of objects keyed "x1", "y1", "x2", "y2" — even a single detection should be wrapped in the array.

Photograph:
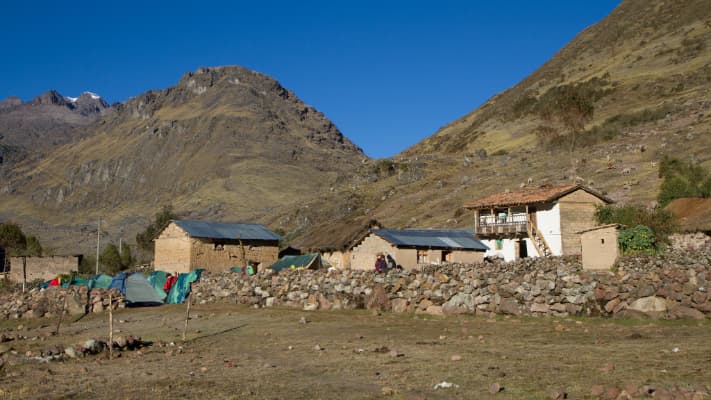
[{"x1": 463, "y1": 184, "x2": 612, "y2": 262}]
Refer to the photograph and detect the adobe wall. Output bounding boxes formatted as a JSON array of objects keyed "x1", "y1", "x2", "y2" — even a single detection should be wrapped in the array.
[
  {"x1": 323, "y1": 251, "x2": 351, "y2": 270},
  {"x1": 581, "y1": 227, "x2": 619, "y2": 270},
  {"x1": 350, "y1": 234, "x2": 399, "y2": 270},
  {"x1": 558, "y1": 190, "x2": 606, "y2": 256},
  {"x1": 450, "y1": 250, "x2": 484, "y2": 264},
  {"x1": 190, "y1": 239, "x2": 279, "y2": 274},
  {"x1": 8, "y1": 256, "x2": 80, "y2": 282},
  {"x1": 154, "y1": 223, "x2": 192, "y2": 274}
]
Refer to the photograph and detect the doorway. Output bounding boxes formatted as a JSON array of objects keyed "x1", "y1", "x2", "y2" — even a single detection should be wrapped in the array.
[{"x1": 518, "y1": 239, "x2": 528, "y2": 258}]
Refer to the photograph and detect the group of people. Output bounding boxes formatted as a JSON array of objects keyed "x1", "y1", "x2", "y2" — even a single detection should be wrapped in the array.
[{"x1": 374, "y1": 254, "x2": 400, "y2": 272}]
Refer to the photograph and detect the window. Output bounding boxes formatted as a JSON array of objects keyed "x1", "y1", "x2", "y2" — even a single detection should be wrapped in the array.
[
  {"x1": 214, "y1": 244, "x2": 225, "y2": 251},
  {"x1": 495, "y1": 240, "x2": 503, "y2": 250},
  {"x1": 601, "y1": 238, "x2": 605, "y2": 245}
]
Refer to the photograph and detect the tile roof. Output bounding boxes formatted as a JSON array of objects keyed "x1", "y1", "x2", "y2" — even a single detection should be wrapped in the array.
[
  {"x1": 173, "y1": 220, "x2": 282, "y2": 241},
  {"x1": 464, "y1": 184, "x2": 612, "y2": 209},
  {"x1": 373, "y1": 229, "x2": 488, "y2": 251}
]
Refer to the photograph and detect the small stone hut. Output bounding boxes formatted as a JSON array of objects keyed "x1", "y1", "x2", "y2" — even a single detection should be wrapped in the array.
[
  {"x1": 154, "y1": 220, "x2": 282, "y2": 274},
  {"x1": 350, "y1": 229, "x2": 488, "y2": 271},
  {"x1": 578, "y1": 224, "x2": 622, "y2": 271}
]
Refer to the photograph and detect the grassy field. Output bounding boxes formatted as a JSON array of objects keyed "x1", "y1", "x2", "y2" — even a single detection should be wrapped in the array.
[{"x1": 1, "y1": 305, "x2": 710, "y2": 399}]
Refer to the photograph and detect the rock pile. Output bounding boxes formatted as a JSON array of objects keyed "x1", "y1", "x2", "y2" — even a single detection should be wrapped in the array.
[
  {"x1": 192, "y1": 248, "x2": 711, "y2": 319},
  {"x1": 0, "y1": 286, "x2": 124, "y2": 320}
]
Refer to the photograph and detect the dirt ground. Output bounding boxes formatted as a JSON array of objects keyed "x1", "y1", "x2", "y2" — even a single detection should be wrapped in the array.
[{"x1": 0, "y1": 304, "x2": 710, "y2": 399}]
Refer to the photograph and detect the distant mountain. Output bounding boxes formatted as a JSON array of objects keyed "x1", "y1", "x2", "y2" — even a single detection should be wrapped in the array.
[
  {"x1": 0, "y1": 66, "x2": 365, "y2": 253},
  {"x1": 0, "y1": 90, "x2": 112, "y2": 169}
]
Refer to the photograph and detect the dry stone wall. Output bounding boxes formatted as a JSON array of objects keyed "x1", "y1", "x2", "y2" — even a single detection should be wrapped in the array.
[
  {"x1": 2, "y1": 248, "x2": 710, "y2": 320},
  {"x1": 192, "y1": 248, "x2": 711, "y2": 319},
  {"x1": 0, "y1": 286, "x2": 124, "y2": 320}
]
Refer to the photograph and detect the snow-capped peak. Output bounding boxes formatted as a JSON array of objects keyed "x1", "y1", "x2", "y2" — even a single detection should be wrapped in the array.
[
  {"x1": 83, "y1": 91, "x2": 101, "y2": 100},
  {"x1": 65, "y1": 96, "x2": 78, "y2": 102}
]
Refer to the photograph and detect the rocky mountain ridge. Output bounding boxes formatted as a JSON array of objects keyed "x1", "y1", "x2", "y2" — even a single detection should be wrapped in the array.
[{"x1": 0, "y1": 66, "x2": 365, "y2": 253}]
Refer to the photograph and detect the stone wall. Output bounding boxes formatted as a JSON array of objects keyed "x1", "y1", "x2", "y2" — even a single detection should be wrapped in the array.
[
  {"x1": 669, "y1": 233, "x2": 710, "y2": 251},
  {"x1": 7, "y1": 256, "x2": 80, "y2": 283},
  {"x1": 191, "y1": 248, "x2": 711, "y2": 319},
  {"x1": 0, "y1": 286, "x2": 124, "y2": 320}
]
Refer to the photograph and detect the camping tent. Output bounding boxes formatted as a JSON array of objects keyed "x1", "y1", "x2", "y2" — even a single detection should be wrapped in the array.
[
  {"x1": 269, "y1": 253, "x2": 328, "y2": 272},
  {"x1": 88, "y1": 274, "x2": 113, "y2": 289},
  {"x1": 110, "y1": 272, "x2": 164, "y2": 307}
]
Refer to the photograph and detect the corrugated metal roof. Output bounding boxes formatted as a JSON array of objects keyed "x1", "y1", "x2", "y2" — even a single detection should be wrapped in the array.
[
  {"x1": 373, "y1": 229, "x2": 488, "y2": 251},
  {"x1": 173, "y1": 220, "x2": 282, "y2": 241}
]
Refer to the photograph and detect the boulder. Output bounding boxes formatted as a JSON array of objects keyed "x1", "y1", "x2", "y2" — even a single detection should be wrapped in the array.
[
  {"x1": 391, "y1": 298, "x2": 408, "y2": 313},
  {"x1": 628, "y1": 296, "x2": 667, "y2": 318}
]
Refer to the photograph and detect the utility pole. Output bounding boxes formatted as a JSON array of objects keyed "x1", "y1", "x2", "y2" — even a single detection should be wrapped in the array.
[
  {"x1": 119, "y1": 237, "x2": 122, "y2": 257},
  {"x1": 96, "y1": 218, "x2": 101, "y2": 275}
]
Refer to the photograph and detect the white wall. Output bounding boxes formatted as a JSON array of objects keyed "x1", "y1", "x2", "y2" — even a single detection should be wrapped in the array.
[
  {"x1": 535, "y1": 203, "x2": 562, "y2": 256},
  {"x1": 482, "y1": 238, "x2": 519, "y2": 262}
]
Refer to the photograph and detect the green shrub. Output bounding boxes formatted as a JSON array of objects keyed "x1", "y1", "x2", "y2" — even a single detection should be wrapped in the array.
[
  {"x1": 595, "y1": 204, "x2": 678, "y2": 246},
  {"x1": 657, "y1": 157, "x2": 711, "y2": 206},
  {"x1": 618, "y1": 225, "x2": 656, "y2": 254},
  {"x1": 136, "y1": 205, "x2": 178, "y2": 260}
]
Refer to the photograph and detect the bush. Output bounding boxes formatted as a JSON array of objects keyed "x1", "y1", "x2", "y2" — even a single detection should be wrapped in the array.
[
  {"x1": 595, "y1": 204, "x2": 678, "y2": 246},
  {"x1": 618, "y1": 225, "x2": 656, "y2": 254},
  {"x1": 657, "y1": 157, "x2": 711, "y2": 206}
]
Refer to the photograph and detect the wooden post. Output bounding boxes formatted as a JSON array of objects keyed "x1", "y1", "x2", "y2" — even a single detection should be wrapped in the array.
[
  {"x1": 55, "y1": 292, "x2": 69, "y2": 335},
  {"x1": 109, "y1": 293, "x2": 113, "y2": 360},
  {"x1": 22, "y1": 256, "x2": 27, "y2": 293},
  {"x1": 182, "y1": 296, "x2": 191, "y2": 341}
]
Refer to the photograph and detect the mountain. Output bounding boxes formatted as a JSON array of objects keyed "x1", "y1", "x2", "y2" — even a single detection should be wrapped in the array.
[
  {"x1": 0, "y1": 66, "x2": 365, "y2": 253},
  {"x1": 0, "y1": 90, "x2": 111, "y2": 169},
  {"x1": 288, "y1": 0, "x2": 711, "y2": 247}
]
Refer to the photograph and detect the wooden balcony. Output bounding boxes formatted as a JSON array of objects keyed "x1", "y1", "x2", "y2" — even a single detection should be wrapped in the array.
[{"x1": 475, "y1": 215, "x2": 529, "y2": 237}]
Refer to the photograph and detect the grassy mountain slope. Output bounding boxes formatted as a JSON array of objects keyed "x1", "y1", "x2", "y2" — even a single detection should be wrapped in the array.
[{"x1": 288, "y1": 0, "x2": 711, "y2": 246}]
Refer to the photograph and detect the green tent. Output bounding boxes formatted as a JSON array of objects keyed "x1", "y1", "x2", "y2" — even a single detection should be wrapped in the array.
[
  {"x1": 88, "y1": 274, "x2": 113, "y2": 290},
  {"x1": 268, "y1": 253, "x2": 327, "y2": 272}
]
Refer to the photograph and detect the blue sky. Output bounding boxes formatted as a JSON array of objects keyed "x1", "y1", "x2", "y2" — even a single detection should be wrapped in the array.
[{"x1": 1, "y1": 1, "x2": 620, "y2": 158}]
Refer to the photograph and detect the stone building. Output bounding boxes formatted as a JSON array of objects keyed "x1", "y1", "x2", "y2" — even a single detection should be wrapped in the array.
[
  {"x1": 350, "y1": 229, "x2": 488, "y2": 271},
  {"x1": 8, "y1": 256, "x2": 81, "y2": 282},
  {"x1": 578, "y1": 224, "x2": 622, "y2": 270},
  {"x1": 154, "y1": 220, "x2": 281, "y2": 274},
  {"x1": 464, "y1": 184, "x2": 612, "y2": 261}
]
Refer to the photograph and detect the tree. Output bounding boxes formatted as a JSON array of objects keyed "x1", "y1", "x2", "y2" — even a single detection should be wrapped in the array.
[
  {"x1": 119, "y1": 241, "x2": 134, "y2": 269},
  {"x1": 0, "y1": 222, "x2": 27, "y2": 254},
  {"x1": 657, "y1": 157, "x2": 711, "y2": 207},
  {"x1": 136, "y1": 205, "x2": 178, "y2": 260},
  {"x1": 100, "y1": 244, "x2": 124, "y2": 274},
  {"x1": 0, "y1": 222, "x2": 43, "y2": 256}
]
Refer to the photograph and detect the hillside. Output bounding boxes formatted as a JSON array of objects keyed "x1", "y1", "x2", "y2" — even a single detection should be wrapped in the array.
[
  {"x1": 288, "y1": 0, "x2": 711, "y2": 247},
  {"x1": 0, "y1": 66, "x2": 365, "y2": 253},
  {"x1": 0, "y1": 90, "x2": 111, "y2": 172}
]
